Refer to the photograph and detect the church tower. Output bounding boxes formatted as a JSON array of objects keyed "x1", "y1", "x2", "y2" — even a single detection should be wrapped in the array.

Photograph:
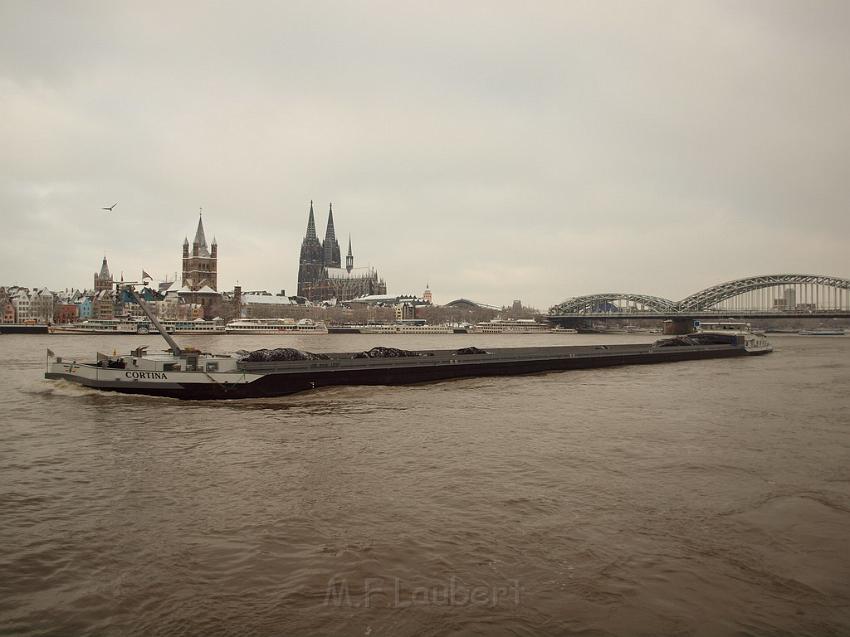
[
  {"x1": 345, "y1": 235, "x2": 354, "y2": 273},
  {"x1": 94, "y1": 256, "x2": 113, "y2": 292},
  {"x1": 322, "y1": 203, "x2": 342, "y2": 268},
  {"x1": 182, "y1": 212, "x2": 218, "y2": 291},
  {"x1": 297, "y1": 201, "x2": 325, "y2": 298}
]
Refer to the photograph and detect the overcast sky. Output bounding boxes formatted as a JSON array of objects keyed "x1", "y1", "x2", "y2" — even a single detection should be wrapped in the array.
[{"x1": 1, "y1": 1, "x2": 848, "y2": 308}]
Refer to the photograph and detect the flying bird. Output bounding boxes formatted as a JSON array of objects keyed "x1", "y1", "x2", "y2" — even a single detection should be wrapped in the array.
[{"x1": 102, "y1": 202, "x2": 118, "y2": 212}]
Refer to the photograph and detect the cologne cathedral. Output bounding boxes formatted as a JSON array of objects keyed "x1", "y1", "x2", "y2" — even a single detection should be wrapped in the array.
[{"x1": 297, "y1": 201, "x2": 386, "y2": 303}]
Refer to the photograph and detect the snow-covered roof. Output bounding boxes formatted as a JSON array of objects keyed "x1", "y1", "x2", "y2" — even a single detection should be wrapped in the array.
[
  {"x1": 242, "y1": 294, "x2": 294, "y2": 305},
  {"x1": 352, "y1": 294, "x2": 409, "y2": 303}
]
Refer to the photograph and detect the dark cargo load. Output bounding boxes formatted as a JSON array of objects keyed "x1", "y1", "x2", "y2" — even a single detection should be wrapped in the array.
[
  {"x1": 655, "y1": 333, "x2": 737, "y2": 347},
  {"x1": 352, "y1": 346, "x2": 431, "y2": 359},
  {"x1": 240, "y1": 348, "x2": 330, "y2": 362},
  {"x1": 455, "y1": 346, "x2": 489, "y2": 355}
]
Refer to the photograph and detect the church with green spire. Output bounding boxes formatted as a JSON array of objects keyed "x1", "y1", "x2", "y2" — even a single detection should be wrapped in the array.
[{"x1": 297, "y1": 201, "x2": 386, "y2": 303}]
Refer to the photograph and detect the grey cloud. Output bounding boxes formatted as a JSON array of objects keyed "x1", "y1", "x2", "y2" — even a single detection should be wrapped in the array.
[{"x1": 1, "y1": 0, "x2": 848, "y2": 308}]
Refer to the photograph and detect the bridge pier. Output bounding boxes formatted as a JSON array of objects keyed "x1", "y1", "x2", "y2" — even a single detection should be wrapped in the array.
[{"x1": 662, "y1": 318, "x2": 696, "y2": 335}]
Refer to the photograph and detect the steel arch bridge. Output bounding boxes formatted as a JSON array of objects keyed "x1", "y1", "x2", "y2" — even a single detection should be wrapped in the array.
[
  {"x1": 551, "y1": 293, "x2": 677, "y2": 315},
  {"x1": 676, "y1": 274, "x2": 850, "y2": 311},
  {"x1": 549, "y1": 273, "x2": 850, "y2": 316}
]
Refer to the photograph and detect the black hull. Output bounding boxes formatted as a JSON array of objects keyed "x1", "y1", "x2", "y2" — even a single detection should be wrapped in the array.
[
  {"x1": 62, "y1": 344, "x2": 759, "y2": 400},
  {"x1": 1, "y1": 324, "x2": 49, "y2": 334},
  {"x1": 327, "y1": 327, "x2": 363, "y2": 334}
]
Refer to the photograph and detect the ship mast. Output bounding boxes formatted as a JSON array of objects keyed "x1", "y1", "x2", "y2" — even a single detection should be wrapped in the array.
[{"x1": 117, "y1": 282, "x2": 183, "y2": 356}]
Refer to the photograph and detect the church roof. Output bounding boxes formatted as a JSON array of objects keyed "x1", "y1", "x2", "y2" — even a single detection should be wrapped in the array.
[
  {"x1": 193, "y1": 214, "x2": 210, "y2": 257},
  {"x1": 98, "y1": 256, "x2": 110, "y2": 279}
]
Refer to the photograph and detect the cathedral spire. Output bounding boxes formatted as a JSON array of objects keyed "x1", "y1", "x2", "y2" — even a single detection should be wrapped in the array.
[
  {"x1": 305, "y1": 200, "x2": 317, "y2": 240},
  {"x1": 324, "y1": 203, "x2": 336, "y2": 241},
  {"x1": 99, "y1": 256, "x2": 110, "y2": 279},
  {"x1": 321, "y1": 201, "x2": 341, "y2": 268}
]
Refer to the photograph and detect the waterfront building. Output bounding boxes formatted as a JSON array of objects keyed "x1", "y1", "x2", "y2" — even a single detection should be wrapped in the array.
[
  {"x1": 93, "y1": 289, "x2": 115, "y2": 320},
  {"x1": 395, "y1": 302, "x2": 416, "y2": 321},
  {"x1": 240, "y1": 292, "x2": 299, "y2": 318},
  {"x1": 76, "y1": 295, "x2": 94, "y2": 320},
  {"x1": 347, "y1": 293, "x2": 421, "y2": 307},
  {"x1": 54, "y1": 303, "x2": 79, "y2": 324},
  {"x1": 297, "y1": 202, "x2": 387, "y2": 303},
  {"x1": 423, "y1": 284, "x2": 432, "y2": 305},
  {"x1": 153, "y1": 296, "x2": 204, "y2": 321},
  {"x1": 9, "y1": 288, "x2": 55, "y2": 324},
  {"x1": 32, "y1": 288, "x2": 55, "y2": 323},
  {"x1": 1, "y1": 298, "x2": 15, "y2": 323},
  {"x1": 11, "y1": 289, "x2": 32, "y2": 323}
]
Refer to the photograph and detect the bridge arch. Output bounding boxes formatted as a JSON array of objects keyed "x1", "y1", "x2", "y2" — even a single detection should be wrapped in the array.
[
  {"x1": 444, "y1": 298, "x2": 501, "y2": 311},
  {"x1": 550, "y1": 293, "x2": 676, "y2": 315},
  {"x1": 676, "y1": 274, "x2": 850, "y2": 311}
]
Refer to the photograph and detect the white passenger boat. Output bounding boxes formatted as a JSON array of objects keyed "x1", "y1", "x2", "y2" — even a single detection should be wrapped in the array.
[
  {"x1": 159, "y1": 319, "x2": 226, "y2": 334},
  {"x1": 50, "y1": 318, "x2": 162, "y2": 335},
  {"x1": 358, "y1": 323, "x2": 454, "y2": 335},
  {"x1": 225, "y1": 318, "x2": 328, "y2": 335},
  {"x1": 551, "y1": 326, "x2": 578, "y2": 334},
  {"x1": 471, "y1": 319, "x2": 552, "y2": 334}
]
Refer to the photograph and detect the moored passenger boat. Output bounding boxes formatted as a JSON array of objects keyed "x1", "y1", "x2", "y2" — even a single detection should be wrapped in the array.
[
  {"x1": 50, "y1": 318, "x2": 162, "y2": 335},
  {"x1": 471, "y1": 318, "x2": 552, "y2": 334},
  {"x1": 159, "y1": 319, "x2": 226, "y2": 334},
  {"x1": 358, "y1": 323, "x2": 454, "y2": 335},
  {"x1": 225, "y1": 318, "x2": 328, "y2": 335}
]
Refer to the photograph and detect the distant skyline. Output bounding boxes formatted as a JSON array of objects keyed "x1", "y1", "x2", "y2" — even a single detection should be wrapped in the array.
[{"x1": 2, "y1": 1, "x2": 849, "y2": 309}]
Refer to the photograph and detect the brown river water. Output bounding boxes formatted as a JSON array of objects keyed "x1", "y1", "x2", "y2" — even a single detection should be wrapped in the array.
[{"x1": 0, "y1": 333, "x2": 848, "y2": 636}]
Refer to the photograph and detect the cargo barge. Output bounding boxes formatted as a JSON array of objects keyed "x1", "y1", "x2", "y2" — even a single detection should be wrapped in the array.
[
  {"x1": 43, "y1": 284, "x2": 772, "y2": 400},
  {"x1": 45, "y1": 335, "x2": 770, "y2": 400}
]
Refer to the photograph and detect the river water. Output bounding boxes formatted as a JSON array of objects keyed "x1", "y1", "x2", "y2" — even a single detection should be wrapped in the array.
[{"x1": 0, "y1": 333, "x2": 848, "y2": 636}]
